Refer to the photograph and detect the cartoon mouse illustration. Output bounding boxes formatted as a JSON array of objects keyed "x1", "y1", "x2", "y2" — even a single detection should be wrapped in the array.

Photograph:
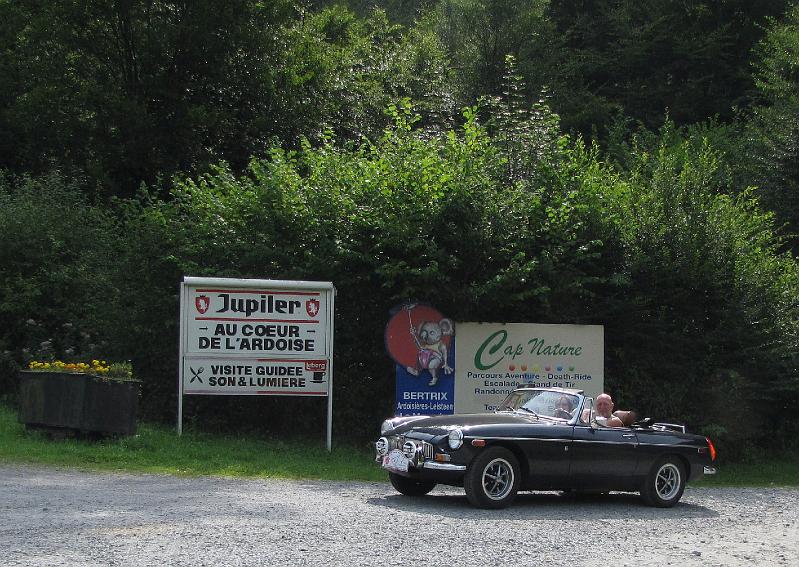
[{"x1": 406, "y1": 318, "x2": 454, "y2": 386}]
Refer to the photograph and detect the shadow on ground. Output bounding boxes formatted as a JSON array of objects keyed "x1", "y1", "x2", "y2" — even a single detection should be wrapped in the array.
[{"x1": 366, "y1": 490, "x2": 719, "y2": 520}]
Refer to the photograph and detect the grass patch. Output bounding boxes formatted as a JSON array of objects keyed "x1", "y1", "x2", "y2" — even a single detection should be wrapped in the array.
[
  {"x1": 692, "y1": 457, "x2": 799, "y2": 488},
  {"x1": 2, "y1": 404, "x2": 797, "y2": 486},
  {"x1": 0, "y1": 404, "x2": 386, "y2": 481}
]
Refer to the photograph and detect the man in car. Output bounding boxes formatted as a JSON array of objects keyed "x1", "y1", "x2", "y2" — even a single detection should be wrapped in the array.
[{"x1": 595, "y1": 393, "x2": 624, "y2": 427}]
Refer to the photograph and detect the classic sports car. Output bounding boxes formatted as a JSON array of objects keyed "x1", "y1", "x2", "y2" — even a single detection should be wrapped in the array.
[{"x1": 375, "y1": 387, "x2": 717, "y2": 509}]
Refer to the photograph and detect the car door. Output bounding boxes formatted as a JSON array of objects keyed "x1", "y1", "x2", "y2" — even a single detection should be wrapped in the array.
[
  {"x1": 568, "y1": 400, "x2": 639, "y2": 490},
  {"x1": 517, "y1": 422, "x2": 573, "y2": 489}
]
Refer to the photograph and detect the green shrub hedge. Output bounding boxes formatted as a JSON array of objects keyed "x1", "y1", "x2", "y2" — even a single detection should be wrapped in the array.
[{"x1": 1, "y1": 103, "x2": 797, "y2": 457}]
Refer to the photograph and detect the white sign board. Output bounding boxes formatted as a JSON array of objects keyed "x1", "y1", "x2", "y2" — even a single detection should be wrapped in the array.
[
  {"x1": 454, "y1": 322, "x2": 603, "y2": 413},
  {"x1": 185, "y1": 290, "x2": 328, "y2": 358},
  {"x1": 178, "y1": 277, "x2": 335, "y2": 448},
  {"x1": 182, "y1": 357, "x2": 329, "y2": 396}
]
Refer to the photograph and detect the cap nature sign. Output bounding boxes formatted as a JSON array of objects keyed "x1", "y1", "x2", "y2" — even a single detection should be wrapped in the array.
[
  {"x1": 178, "y1": 277, "x2": 335, "y2": 449},
  {"x1": 454, "y1": 322, "x2": 604, "y2": 414}
]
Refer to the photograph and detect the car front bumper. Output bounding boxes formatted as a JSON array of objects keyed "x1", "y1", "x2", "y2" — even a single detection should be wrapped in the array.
[
  {"x1": 375, "y1": 435, "x2": 469, "y2": 484},
  {"x1": 420, "y1": 461, "x2": 466, "y2": 472}
]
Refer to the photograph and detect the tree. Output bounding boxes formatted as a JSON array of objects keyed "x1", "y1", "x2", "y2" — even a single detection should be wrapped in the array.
[
  {"x1": 0, "y1": 1, "x2": 455, "y2": 197},
  {"x1": 430, "y1": 0, "x2": 551, "y2": 105},
  {"x1": 746, "y1": 4, "x2": 799, "y2": 252},
  {"x1": 545, "y1": 0, "x2": 789, "y2": 137},
  {"x1": 606, "y1": 125, "x2": 799, "y2": 455},
  {"x1": 0, "y1": 0, "x2": 299, "y2": 197},
  {"x1": 275, "y1": 6, "x2": 455, "y2": 144}
]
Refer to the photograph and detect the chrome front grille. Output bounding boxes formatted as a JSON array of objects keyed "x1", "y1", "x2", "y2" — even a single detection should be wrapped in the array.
[
  {"x1": 404, "y1": 438, "x2": 435, "y2": 461},
  {"x1": 378, "y1": 436, "x2": 435, "y2": 465}
]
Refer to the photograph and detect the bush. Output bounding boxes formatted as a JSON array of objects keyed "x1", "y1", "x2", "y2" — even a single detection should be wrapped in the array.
[
  {"x1": 114, "y1": 100, "x2": 623, "y2": 439},
  {"x1": 1, "y1": 95, "x2": 796, "y2": 453},
  {"x1": 0, "y1": 173, "x2": 123, "y2": 400},
  {"x1": 604, "y1": 126, "x2": 799, "y2": 456}
]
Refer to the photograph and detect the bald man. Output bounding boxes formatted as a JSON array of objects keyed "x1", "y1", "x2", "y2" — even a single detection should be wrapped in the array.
[{"x1": 595, "y1": 393, "x2": 624, "y2": 427}]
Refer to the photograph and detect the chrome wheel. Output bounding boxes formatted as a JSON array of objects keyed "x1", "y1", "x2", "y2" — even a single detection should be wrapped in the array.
[
  {"x1": 464, "y1": 447, "x2": 520, "y2": 509},
  {"x1": 482, "y1": 458, "x2": 515, "y2": 501},
  {"x1": 654, "y1": 463, "x2": 681, "y2": 501},
  {"x1": 641, "y1": 456, "x2": 686, "y2": 508}
]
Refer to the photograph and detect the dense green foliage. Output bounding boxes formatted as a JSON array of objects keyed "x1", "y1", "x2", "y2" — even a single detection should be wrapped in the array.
[
  {"x1": 0, "y1": 0, "x2": 452, "y2": 196},
  {"x1": 745, "y1": 5, "x2": 799, "y2": 253},
  {"x1": 1, "y1": 1, "x2": 798, "y2": 459}
]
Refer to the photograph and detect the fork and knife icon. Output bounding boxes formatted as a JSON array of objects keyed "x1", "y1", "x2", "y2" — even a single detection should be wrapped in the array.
[{"x1": 189, "y1": 367, "x2": 205, "y2": 383}]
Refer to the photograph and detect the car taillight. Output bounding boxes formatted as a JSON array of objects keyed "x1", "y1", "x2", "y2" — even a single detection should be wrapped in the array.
[{"x1": 706, "y1": 437, "x2": 717, "y2": 461}]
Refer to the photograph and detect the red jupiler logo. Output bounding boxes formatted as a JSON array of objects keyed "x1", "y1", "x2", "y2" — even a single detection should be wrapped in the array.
[
  {"x1": 306, "y1": 299, "x2": 320, "y2": 317},
  {"x1": 195, "y1": 295, "x2": 210, "y2": 314}
]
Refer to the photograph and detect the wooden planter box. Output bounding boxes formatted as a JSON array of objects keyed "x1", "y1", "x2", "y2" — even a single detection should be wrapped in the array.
[{"x1": 18, "y1": 371, "x2": 139, "y2": 436}]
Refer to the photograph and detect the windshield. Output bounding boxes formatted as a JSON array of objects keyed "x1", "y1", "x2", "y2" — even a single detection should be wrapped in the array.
[{"x1": 498, "y1": 390, "x2": 580, "y2": 421}]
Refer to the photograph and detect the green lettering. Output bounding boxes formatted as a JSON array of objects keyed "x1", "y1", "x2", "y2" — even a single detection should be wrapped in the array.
[
  {"x1": 529, "y1": 337, "x2": 583, "y2": 357},
  {"x1": 475, "y1": 330, "x2": 507, "y2": 370}
]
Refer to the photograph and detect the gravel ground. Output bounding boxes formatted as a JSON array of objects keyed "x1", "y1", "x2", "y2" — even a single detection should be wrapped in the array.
[{"x1": 1, "y1": 464, "x2": 797, "y2": 566}]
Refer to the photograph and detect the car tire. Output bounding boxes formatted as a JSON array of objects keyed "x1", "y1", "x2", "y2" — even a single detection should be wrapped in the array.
[
  {"x1": 640, "y1": 456, "x2": 686, "y2": 507},
  {"x1": 388, "y1": 473, "x2": 436, "y2": 497},
  {"x1": 464, "y1": 447, "x2": 520, "y2": 509}
]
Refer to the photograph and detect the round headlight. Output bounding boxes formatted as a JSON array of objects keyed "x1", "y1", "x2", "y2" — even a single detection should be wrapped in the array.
[
  {"x1": 402, "y1": 440, "x2": 417, "y2": 459},
  {"x1": 376, "y1": 437, "x2": 389, "y2": 456},
  {"x1": 448, "y1": 429, "x2": 464, "y2": 450},
  {"x1": 381, "y1": 419, "x2": 393, "y2": 434}
]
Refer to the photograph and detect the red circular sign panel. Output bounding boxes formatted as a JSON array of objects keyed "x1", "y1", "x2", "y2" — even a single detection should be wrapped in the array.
[{"x1": 384, "y1": 304, "x2": 452, "y2": 368}]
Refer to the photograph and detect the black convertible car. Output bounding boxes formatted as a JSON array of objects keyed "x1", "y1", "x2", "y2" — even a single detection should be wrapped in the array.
[{"x1": 375, "y1": 387, "x2": 717, "y2": 509}]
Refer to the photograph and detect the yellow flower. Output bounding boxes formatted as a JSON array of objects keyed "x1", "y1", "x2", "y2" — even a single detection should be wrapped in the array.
[{"x1": 27, "y1": 358, "x2": 132, "y2": 380}]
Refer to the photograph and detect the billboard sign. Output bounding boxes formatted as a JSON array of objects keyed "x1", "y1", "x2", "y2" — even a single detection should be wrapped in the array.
[
  {"x1": 454, "y1": 322, "x2": 603, "y2": 413},
  {"x1": 178, "y1": 277, "x2": 335, "y2": 448},
  {"x1": 180, "y1": 278, "x2": 333, "y2": 396},
  {"x1": 385, "y1": 304, "x2": 455, "y2": 415}
]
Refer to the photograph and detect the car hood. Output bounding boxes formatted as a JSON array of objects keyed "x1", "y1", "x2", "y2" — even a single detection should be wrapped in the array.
[{"x1": 389, "y1": 412, "x2": 539, "y2": 435}]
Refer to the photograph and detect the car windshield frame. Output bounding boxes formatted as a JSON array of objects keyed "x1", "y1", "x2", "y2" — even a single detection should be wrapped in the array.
[{"x1": 497, "y1": 389, "x2": 583, "y2": 423}]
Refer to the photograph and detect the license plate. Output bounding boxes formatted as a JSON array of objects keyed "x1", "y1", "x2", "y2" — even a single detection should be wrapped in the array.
[{"x1": 382, "y1": 449, "x2": 410, "y2": 472}]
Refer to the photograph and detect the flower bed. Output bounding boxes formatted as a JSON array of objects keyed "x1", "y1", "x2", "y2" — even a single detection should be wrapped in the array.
[
  {"x1": 18, "y1": 360, "x2": 139, "y2": 437},
  {"x1": 27, "y1": 359, "x2": 133, "y2": 379}
]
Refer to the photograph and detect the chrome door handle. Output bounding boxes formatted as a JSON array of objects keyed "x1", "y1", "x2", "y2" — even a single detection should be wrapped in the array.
[{"x1": 622, "y1": 433, "x2": 636, "y2": 438}]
